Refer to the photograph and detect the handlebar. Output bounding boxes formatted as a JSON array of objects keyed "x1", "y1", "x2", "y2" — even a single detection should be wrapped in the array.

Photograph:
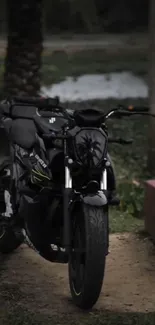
[
  {"x1": 0, "y1": 96, "x2": 152, "y2": 125},
  {"x1": 7, "y1": 96, "x2": 75, "y2": 121},
  {"x1": 0, "y1": 98, "x2": 152, "y2": 147},
  {"x1": 104, "y1": 104, "x2": 150, "y2": 120},
  {"x1": 104, "y1": 105, "x2": 149, "y2": 145},
  {"x1": 4, "y1": 96, "x2": 150, "y2": 117}
]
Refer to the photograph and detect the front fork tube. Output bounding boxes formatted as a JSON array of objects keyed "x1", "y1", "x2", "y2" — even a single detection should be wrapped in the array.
[
  {"x1": 100, "y1": 168, "x2": 109, "y2": 255},
  {"x1": 100, "y1": 169, "x2": 107, "y2": 191},
  {"x1": 63, "y1": 165, "x2": 72, "y2": 252}
]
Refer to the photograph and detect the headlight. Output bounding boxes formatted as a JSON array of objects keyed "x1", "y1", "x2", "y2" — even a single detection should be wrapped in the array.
[{"x1": 74, "y1": 128, "x2": 107, "y2": 167}]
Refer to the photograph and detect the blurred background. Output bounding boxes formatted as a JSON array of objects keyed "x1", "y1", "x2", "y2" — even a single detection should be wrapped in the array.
[
  {"x1": 1, "y1": 3, "x2": 155, "y2": 323},
  {"x1": 0, "y1": 0, "x2": 152, "y2": 232},
  {"x1": 0, "y1": 0, "x2": 149, "y2": 34}
]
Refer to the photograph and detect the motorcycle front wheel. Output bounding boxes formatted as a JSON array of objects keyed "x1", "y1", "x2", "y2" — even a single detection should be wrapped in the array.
[{"x1": 68, "y1": 204, "x2": 108, "y2": 309}]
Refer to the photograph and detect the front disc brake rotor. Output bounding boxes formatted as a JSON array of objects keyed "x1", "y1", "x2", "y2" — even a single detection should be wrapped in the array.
[{"x1": 0, "y1": 226, "x2": 5, "y2": 239}]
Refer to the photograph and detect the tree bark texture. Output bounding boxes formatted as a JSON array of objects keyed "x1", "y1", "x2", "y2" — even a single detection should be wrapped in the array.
[
  {"x1": 4, "y1": 0, "x2": 43, "y2": 97},
  {"x1": 148, "y1": 0, "x2": 155, "y2": 174}
]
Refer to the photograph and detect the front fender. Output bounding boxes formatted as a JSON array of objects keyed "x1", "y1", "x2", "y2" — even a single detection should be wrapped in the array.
[{"x1": 80, "y1": 191, "x2": 107, "y2": 207}]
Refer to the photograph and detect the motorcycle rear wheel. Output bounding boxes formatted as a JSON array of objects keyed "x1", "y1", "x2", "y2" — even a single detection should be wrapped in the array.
[
  {"x1": 0, "y1": 159, "x2": 23, "y2": 254},
  {"x1": 0, "y1": 227, "x2": 23, "y2": 254}
]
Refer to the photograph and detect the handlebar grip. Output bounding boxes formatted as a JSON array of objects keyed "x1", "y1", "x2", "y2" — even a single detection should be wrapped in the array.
[
  {"x1": 128, "y1": 105, "x2": 149, "y2": 112},
  {"x1": 12, "y1": 96, "x2": 60, "y2": 109}
]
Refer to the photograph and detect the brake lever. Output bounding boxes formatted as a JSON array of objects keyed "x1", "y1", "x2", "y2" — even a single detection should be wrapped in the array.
[
  {"x1": 109, "y1": 138, "x2": 133, "y2": 144},
  {"x1": 119, "y1": 138, "x2": 133, "y2": 144}
]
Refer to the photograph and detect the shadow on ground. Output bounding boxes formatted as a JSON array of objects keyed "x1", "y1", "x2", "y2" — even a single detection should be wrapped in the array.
[
  {"x1": 0, "y1": 304, "x2": 155, "y2": 325},
  {"x1": 0, "y1": 234, "x2": 155, "y2": 324}
]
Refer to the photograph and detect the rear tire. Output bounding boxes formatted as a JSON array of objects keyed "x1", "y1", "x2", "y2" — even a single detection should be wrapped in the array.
[
  {"x1": 0, "y1": 227, "x2": 23, "y2": 254},
  {"x1": 0, "y1": 159, "x2": 24, "y2": 254},
  {"x1": 68, "y1": 204, "x2": 108, "y2": 309}
]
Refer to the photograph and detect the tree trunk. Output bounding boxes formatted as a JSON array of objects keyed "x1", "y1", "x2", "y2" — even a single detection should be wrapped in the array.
[
  {"x1": 148, "y1": 0, "x2": 155, "y2": 174},
  {"x1": 3, "y1": 0, "x2": 43, "y2": 97}
]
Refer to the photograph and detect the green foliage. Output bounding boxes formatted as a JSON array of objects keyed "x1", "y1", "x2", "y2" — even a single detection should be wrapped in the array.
[
  {"x1": 43, "y1": 0, "x2": 148, "y2": 33},
  {"x1": 109, "y1": 209, "x2": 143, "y2": 233},
  {"x1": 105, "y1": 106, "x2": 149, "y2": 221},
  {"x1": 118, "y1": 180, "x2": 144, "y2": 217},
  {"x1": 0, "y1": 0, "x2": 149, "y2": 35}
]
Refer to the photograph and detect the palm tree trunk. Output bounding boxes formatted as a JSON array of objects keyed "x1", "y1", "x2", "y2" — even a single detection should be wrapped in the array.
[
  {"x1": 148, "y1": 0, "x2": 155, "y2": 173},
  {"x1": 3, "y1": 0, "x2": 43, "y2": 97}
]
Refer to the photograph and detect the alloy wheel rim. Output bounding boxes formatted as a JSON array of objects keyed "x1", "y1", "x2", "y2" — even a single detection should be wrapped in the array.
[
  {"x1": 71, "y1": 223, "x2": 85, "y2": 295},
  {"x1": 0, "y1": 226, "x2": 5, "y2": 239}
]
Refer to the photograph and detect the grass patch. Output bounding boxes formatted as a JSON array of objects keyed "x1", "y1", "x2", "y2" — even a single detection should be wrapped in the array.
[
  {"x1": 109, "y1": 209, "x2": 143, "y2": 233},
  {"x1": 104, "y1": 98, "x2": 149, "y2": 232},
  {"x1": 0, "y1": 47, "x2": 148, "y2": 90},
  {"x1": 107, "y1": 103, "x2": 149, "y2": 222},
  {"x1": 42, "y1": 48, "x2": 148, "y2": 85}
]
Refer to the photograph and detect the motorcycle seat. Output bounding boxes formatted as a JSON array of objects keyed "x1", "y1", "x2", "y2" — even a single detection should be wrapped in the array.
[
  {"x1": 10, "y1": 119, "x2": 37, "y2": 149},
  {"x1": 0, "y1": 103, "x2": 37, "y2": 119},
  {"x1": 0, "y1": 104, "x2": 66, "y2": 149},
  {"x1": 6, "y1": 115, "x2": 66, "y2": 150}
]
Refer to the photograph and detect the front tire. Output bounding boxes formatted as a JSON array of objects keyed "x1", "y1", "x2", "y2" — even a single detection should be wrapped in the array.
[{"x1": 69, "y1": 204, "x2": 108, "y2": 309}]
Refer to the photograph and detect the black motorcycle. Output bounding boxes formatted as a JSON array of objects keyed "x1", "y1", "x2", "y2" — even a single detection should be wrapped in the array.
[{"x1": 0, "y1": 97, "x2": 149, "y2": 309}]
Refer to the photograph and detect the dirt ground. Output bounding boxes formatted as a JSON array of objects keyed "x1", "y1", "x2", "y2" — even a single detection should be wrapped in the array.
[{"x1": 0, "y1": 232, "x2": 155, "y2": 318}]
